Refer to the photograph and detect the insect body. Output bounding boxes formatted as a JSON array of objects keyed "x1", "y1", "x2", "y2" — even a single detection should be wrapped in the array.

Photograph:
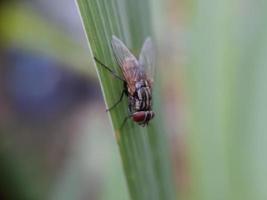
[{"x1": 95, "y1": 36, "x2": 155, "y2": 126}]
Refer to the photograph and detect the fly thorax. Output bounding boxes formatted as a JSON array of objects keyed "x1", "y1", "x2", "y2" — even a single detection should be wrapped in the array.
[
  {"x1": 135, "y1": 80, "x2": 148, "y2": 89},
  {"x1": 135, "y1": 100, "x2": 141, "y2": 110},
  {"x1": 135, "y1": 82, "x2": 152, "y2": 111}
]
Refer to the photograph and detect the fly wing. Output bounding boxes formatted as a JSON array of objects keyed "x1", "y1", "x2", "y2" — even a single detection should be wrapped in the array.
[
  {"x1": 139, "y1": 37, "x2": 155, "y2": 85},
  {"x1": 111, "y1": 36, "x2": 141, "y2": 94}
]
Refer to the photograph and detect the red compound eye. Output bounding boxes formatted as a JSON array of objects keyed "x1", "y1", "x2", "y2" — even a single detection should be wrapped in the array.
[
  {"x1": 132, "y1": 111, "x2": 146, "y2": 122},
  {"x1": 132, "y1": 111, "x2": 155, "y2": 124}
]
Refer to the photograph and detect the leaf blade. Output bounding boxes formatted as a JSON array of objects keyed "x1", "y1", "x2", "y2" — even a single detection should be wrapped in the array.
[{"x1": 76, "y1": 0, "x2": 176, "y2": 199}]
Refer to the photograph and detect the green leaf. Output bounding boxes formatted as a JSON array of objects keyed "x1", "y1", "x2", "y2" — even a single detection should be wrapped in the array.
[{"x1": 76, "y1": 0, "x2": 176, "y2": 200}]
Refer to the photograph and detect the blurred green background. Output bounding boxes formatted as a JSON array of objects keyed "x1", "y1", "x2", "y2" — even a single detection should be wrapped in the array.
[
  {"x1": 1, "y1": 0, "x2": 267, "y2": 200},
  {"x1": 0, "y1": 1, "x2": 130, "y2": 199}
]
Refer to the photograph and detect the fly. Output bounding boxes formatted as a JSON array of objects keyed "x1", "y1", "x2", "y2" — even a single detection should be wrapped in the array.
[{"x1": 94, "y1": 35, "x2": 155, "y2": 127}]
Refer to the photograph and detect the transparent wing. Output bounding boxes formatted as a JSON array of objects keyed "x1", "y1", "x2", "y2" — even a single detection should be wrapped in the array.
[
  {"x1": 111, "y1": 36, "x2": 141, "y2": 89},
  {"x1": 139, "y1": 37, "x2": 155, "y2": 83},
  {"x1": 111, "y1": 36, "x2": 138, "y2": 67}
]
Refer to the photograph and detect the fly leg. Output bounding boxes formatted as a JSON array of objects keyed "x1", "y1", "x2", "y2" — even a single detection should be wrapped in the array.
[
  {"x1": 120, "y1": 114, "x2": 132, "y2": 130},
  {"x1": 94, "y1": 57, "x2": 124, "y2": 81},
  {"x1": 106, "y1": 89, "x2": 126, "y2": 112}
]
